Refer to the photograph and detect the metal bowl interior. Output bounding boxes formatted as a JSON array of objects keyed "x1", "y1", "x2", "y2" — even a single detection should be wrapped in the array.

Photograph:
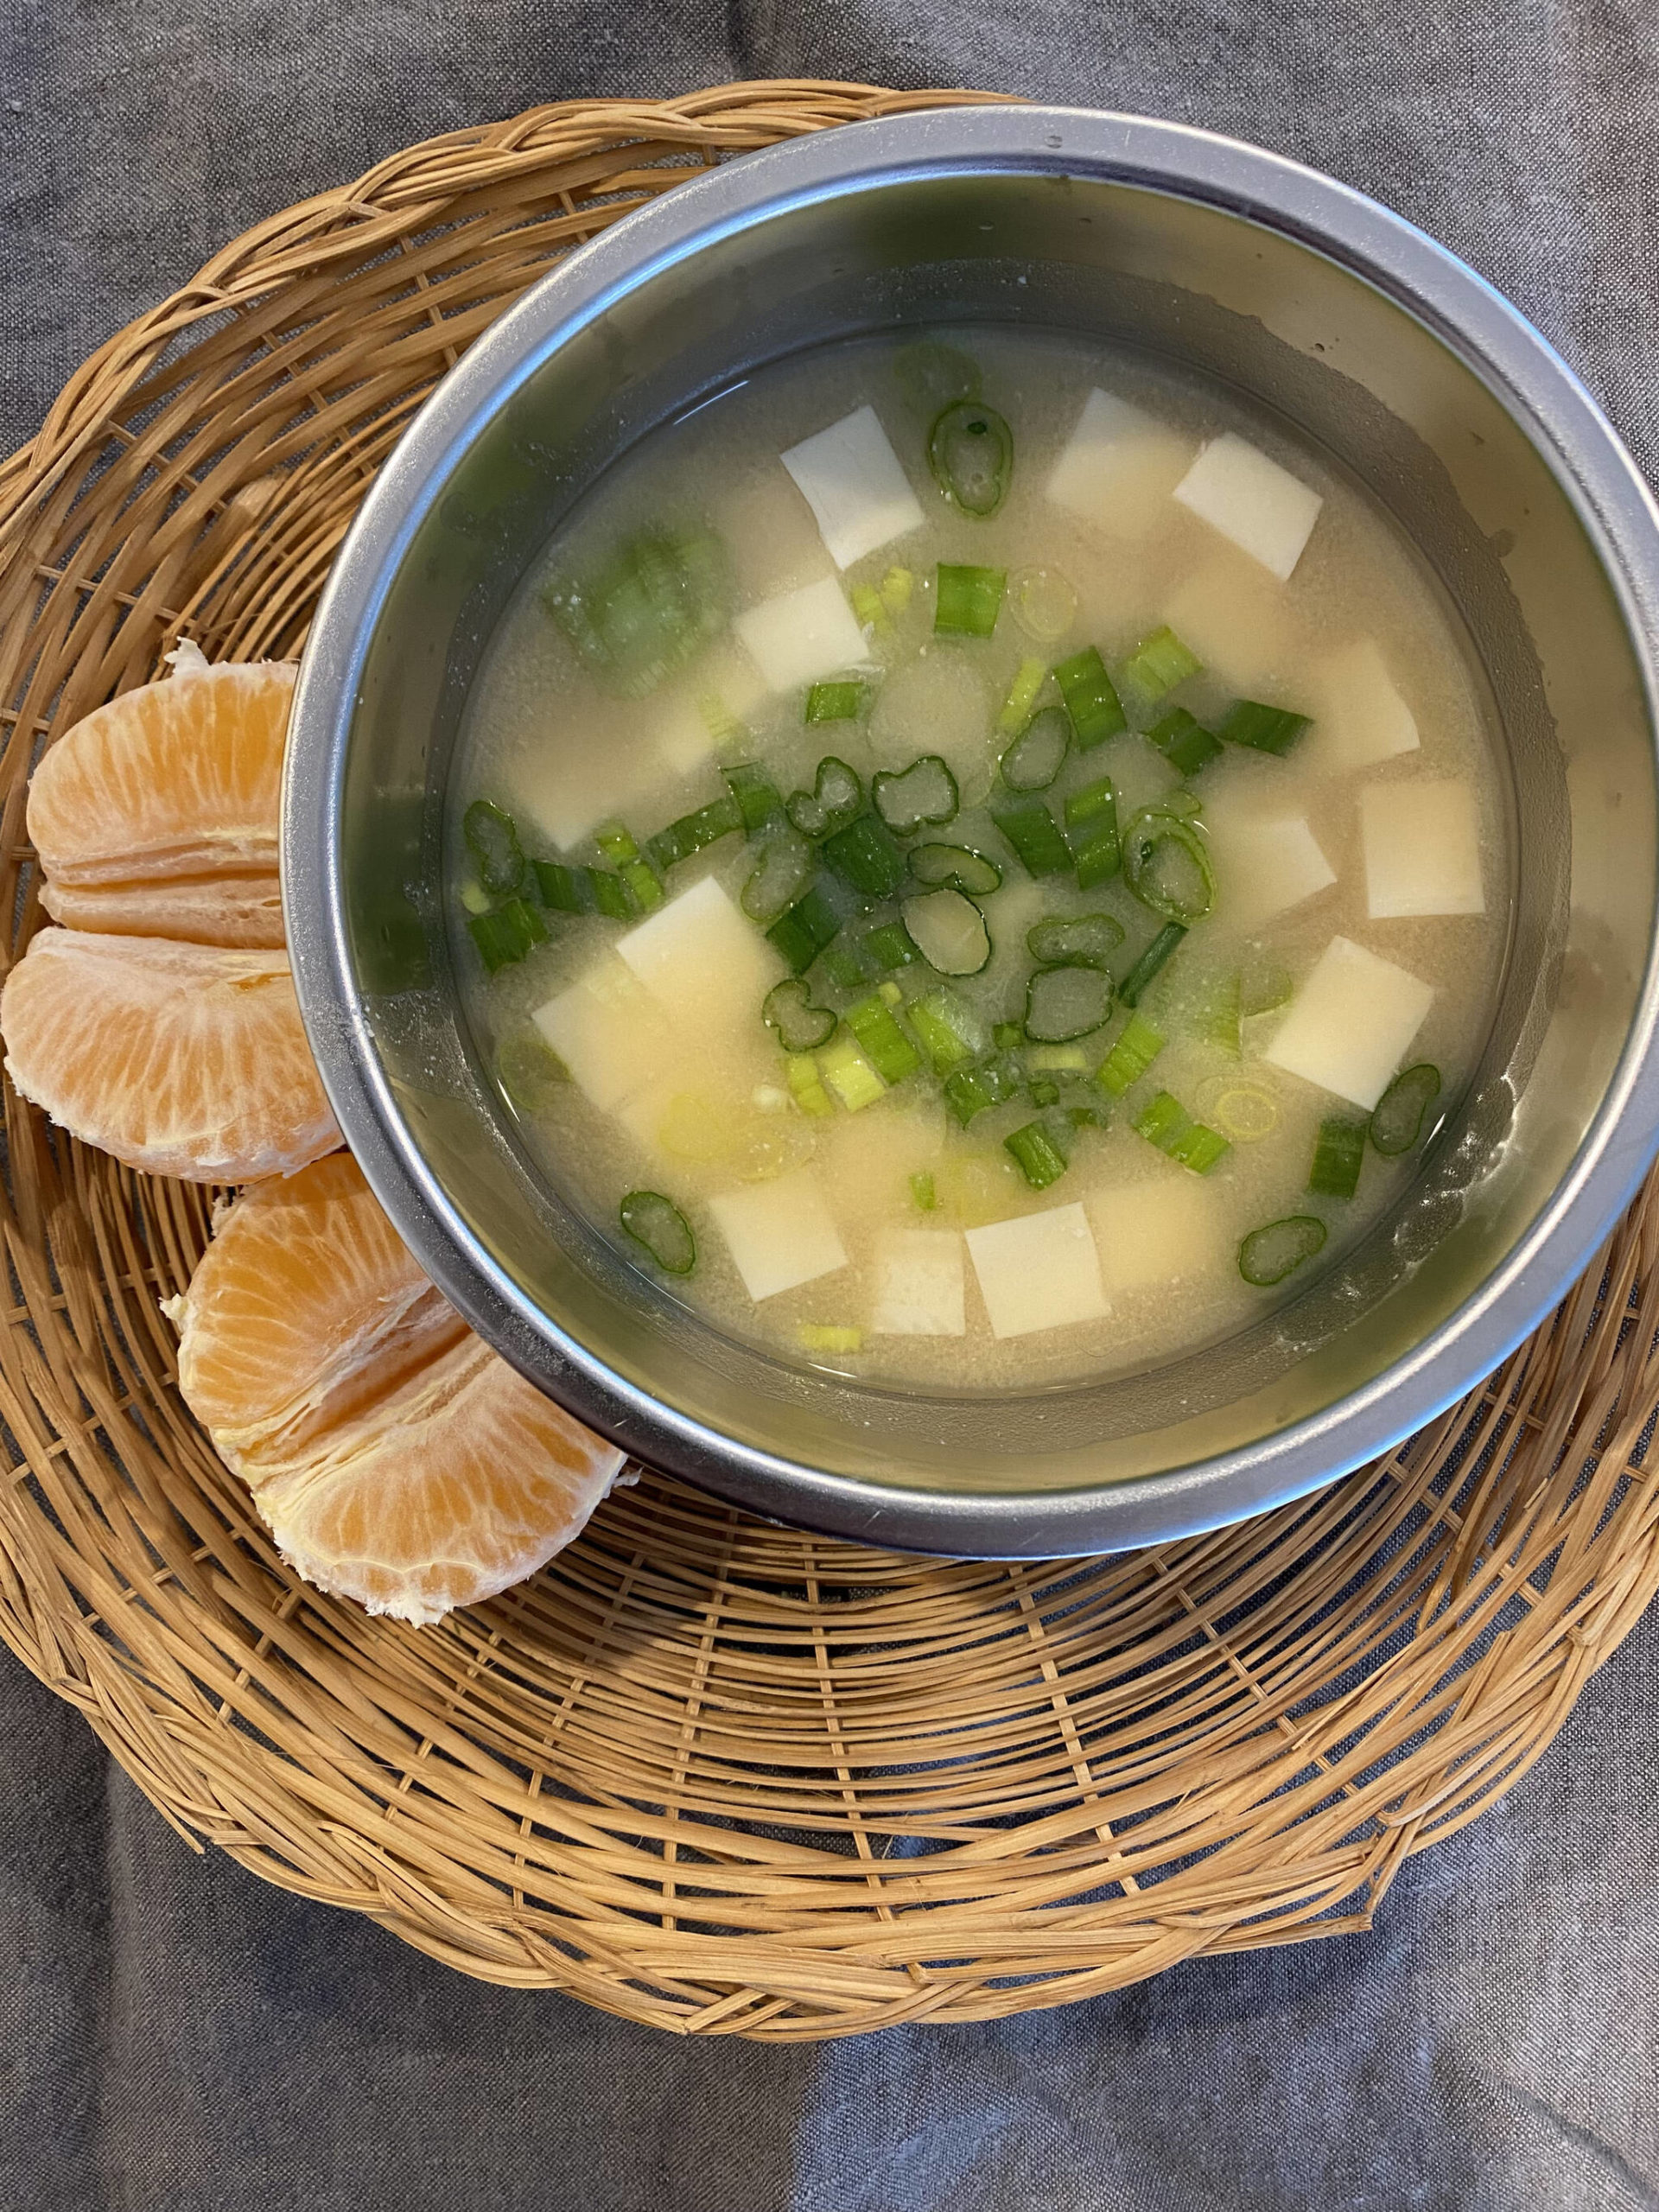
[{"x1": 283, "y1": 107, "x2": 1659, "y2": 1554}]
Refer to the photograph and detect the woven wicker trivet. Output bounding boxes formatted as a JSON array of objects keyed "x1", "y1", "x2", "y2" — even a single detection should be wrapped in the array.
[{"x1": 2, "y1": 82, "x2": 1656, "y2": 2039}]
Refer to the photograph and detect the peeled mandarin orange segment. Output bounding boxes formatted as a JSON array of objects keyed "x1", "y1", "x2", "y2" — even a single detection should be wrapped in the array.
[
  {"x1": 27, "y1": 647, "x2": 291, "y2": 948},
  {"x1": 41, "y1": 871, "x2": 287, "y2": 948},
  {"x1": 0, "y1": 929, "x2": 340, "y2": 1182},
  {"x1": 172, "y1": 1154, "x2": 625, "y2": 1624}
]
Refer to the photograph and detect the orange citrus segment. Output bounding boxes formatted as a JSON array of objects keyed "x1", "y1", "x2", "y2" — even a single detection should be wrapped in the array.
[
  {"x1": 41, "y1": 871, "x2": 286, "y2": 948},
  {"x1": 172, "y1": 1154, "x2": 626, "y2": 1624},
  {"x1": 1, "y1": 928, "x2": 340, "y2": 1181}
]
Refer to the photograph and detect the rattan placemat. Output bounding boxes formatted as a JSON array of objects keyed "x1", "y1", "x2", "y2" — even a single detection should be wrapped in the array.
[{"x1": 3, "y1": 81, "x2": 1657, "y2": 2040}]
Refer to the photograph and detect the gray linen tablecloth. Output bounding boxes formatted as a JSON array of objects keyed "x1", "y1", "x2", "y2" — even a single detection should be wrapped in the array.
[{"x1": 3, "y1": 8, "x2": 1658, "y2": 2208}]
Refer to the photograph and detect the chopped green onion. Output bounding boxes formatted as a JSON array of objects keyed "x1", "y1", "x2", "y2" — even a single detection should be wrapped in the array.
[
  {"x1": 1027, "y1": 913, "x2": 1124, "y2": 970},
  {"x1": 645, "y1": 794, "x2": 743, "y2": 874},
  {"x1": 1024, "y1": 965, "x2": 1115, "y2": 1044},
  {"x1": 805, "y1": 680, "x2": 867, "y2": 723},
  {"x1": 1005, "y1": 1118, "x2": 1071, "y2": 1191},
  {"x1": 1308, "y1": 1116, "x2": 1368, "y2": 1199},
  {"x1": 531, "y1": 860, "x2": 632, "y2": 920},
  {"x1": 863, "y1": 920, "x2": 921, "y2": 971},
  {"x1": 495, "y1": 1030, "x2": 568, "y2": 1112},
  {"x1": 1117, "y1": 625, "x2": 1203, "y2": 716},
  {"x1": 724, "y1": 762, "x2": 785, "y2": 835},
  {"x1": 943, "y1": 1052, "x2": 1023, "y2": 1127},
  {"x1": 880, "y1": 566, "x2": 914, "y2": 617},
  {"x1": 907, "y1": 986, "x2": 990, "y2": 1074},
  {"x1": 1198, "y1": 970, "x2": 1242, "y2": 1056},
  {"x1": 785, "y1": 1053, "x2": 835, "y2": 1118},
  {"x1": 1217, "y1": 699, "x2": 1313, "y2": 756},
  {"x1": 817, "y1": 942, "x2": 874, "y2": 991},
  {"x1": 998, "y1": 656, "x2": 1050, "y2": 736},
  {"x1": 1240, "y1": 957, "x2": 1295, "y2": 1018},
  {"x1": 990, "y1": 795, "x2": 1071, "y2": 877},
  {"x1": 1147, "y1": 706, "x2": 1223, "y2": 777},
  {"x1": 544, "y1": 527, "x2": 729, "y2": 698},
  {"x1": 798, "y1": 1322, "x2": 864, "y2": 1356},
  {"x1": 1134, "y1": 1090, "x2": 1230, "y2": 1175},
  {"x1": 466, "y1": 896, "x2": 545, "y2": 973},
  {"x1": 458, "y1": 878, "x2": 493, "y2": 915},
  {"x1": 1238, "y1": 1215, "x2": 1326, "y2": 1287},
  {"x1": 1028, "y1": 1077, "x2": 1059, "y2": 1108},
  {"x1": 624, "y1": 860, "x2": 664, "y2": 912},
  {"x1": 463, "y1": 799, "x2": 528, "y2": 896},
  {"x1": 594, "y1": 819, "x2": 639, "y2": 866},
  {"x1": 762, "y1": 978, "x2": 837, "y2": 1053},
  {"x1": 908, "y1": 842, "x2": 1003, "y2": 897},
  {"x1": 1052, "y1": 645, "x2": 1127, "y2": 750},
  {"x1": 1203, "y1": 1081, "x2": 1279, "y2": 1142},
  {"x1": 878, "y1": 980, "x2": 903, "y2": 1007},
  {"x1": 1064, "y1": 777, "x2": 1121, "y2": 889},
  {"x1": 999, "y1": 704, "x2": 1071, "y2": 791},
  {"x1": 928, "y1": 400, "x2": 1014, "y2": 518},
  {"x1": 697, "y1": 690, "x2": 746, "y2": 747},
  {"x1": 620, "y1": 1190, "x2": 697, "y2": 1275},
  {"x1": 785, "y1": 757, "x2": 863, "y2": 841},
  {"x1": 741, "y1": 830, "x2": 814, "y2": 924},
  {"x1": 766, "y1": 881, "x2": 846, "y2": 973},
  {"x1": 817, "y1": 1032, "x2": 886, "y2": 1113},
  {"x1": 1064, "y1": 1093, "x2": 1110, "y2": 1131},
  {"x1": 1117, "y1": 923, "x2": 1187, "y2": 1009},
  {"x1": 821, "y1": 812, "x2": 907, "y2": 899},
  {"x1": 1370, "y1": 1063, "x2": 1443, "y2": 1156},
  {"x1": 910, "y1": 1169, "x2": 938, "y2": 1211},
  {"x1": 844, "y1": 992, "x2": 921, "y2": 1084},
  {"x1": 872, "y1": 754, "x2": 960, "y2": 836},
  {"x1": 1025, "y1": 1044, "x2": 1090, "y2": 1073},
  {"x1": 1010, "y1": 564, "x2": 1078, "y2": 644},
  {"x1": 852, "y1": 582, "x2": 891, "y2": 636},
  {"x1": 895, "y1": 340, "x2": 982, "y2": 413},
  {"x1": 1122, "y1": 805, "x2": 1217, "y2": 923},
  {"x1": 1095, "y1": 1013, "x2": 1166, "y2": 1097},
  {"x1": 935, "y1": 563, "x2": 1006, "y2": 638},
  {"x1": 901, "y1": 887, "x2": 992, "y2": 976},
  {"x1": 1167, "y1": 1121, "x2": 1231, "y2": 1174},
  {"x1": 993, "y1": 1021, "x2": 1024, "y2": 1051}
]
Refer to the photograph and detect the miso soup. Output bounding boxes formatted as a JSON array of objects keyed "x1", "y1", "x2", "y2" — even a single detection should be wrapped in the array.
[{"x1": 450, "y1": 329, "x2": 1509, "y2": 1390}]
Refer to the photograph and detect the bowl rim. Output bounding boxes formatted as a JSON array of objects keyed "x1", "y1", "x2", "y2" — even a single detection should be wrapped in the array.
[{"x1": 283, "y1": 103, "x2": 1659, "y2": 1556}]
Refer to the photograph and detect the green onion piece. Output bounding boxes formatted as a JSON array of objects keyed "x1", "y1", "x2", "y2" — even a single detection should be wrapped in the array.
[
  {"x1": 1027, "y1": 912, "x2": 1124, "y2": 970},
  {"x1": 1238, "y1": 1215, "x2": 1326, "y2": 1287},
  {"x1": 935, "y1": 563, "x2": 1006, "y2": 638},
  {"x1": 1064, "y1": 777, "x2": 1121, "y2": 888},
  {"x1": 741, "y1": 830, "x2": 814, "y2": 924},
  {"x1": 1027, "y1": 1076, "x2": 1060, "y2": 1109},
  {"x1": 544, "y1": 528, "x2": 729, "y2": 699},
  {"x1": 645, "y1": 794, "x2": 743, "y2": 874},
  {"x1": 993, "y1": 1021, "x2": 1023, "y2": 1050},
  {"x1": 1370, "y1": 1063, "x2": 1443, "y2": 1156},
  {"x1": 785, "y1": 757, "x2": 863, "y2": 841},
  {"x1": 907, "y1": 986, "x2": 990, "y2": 1074},
  {"x1": 1217, "y1": 699, "x2": 1313, "y2": 756},
  {"x1": 880, "y1": 566, "x2": 914, "y2": 617},
  {"x1": 798, "y1": 1322, "x2": 864, "y2": 1357},
  {"x1": 529, "y1": 859, "x2": 631, "y2": 920},
  {"x1": 895, "y1": 340, "x2": 982, "y2": 413},
  {"x1": 620, "y1": 860, "x2": 664, "y2": 914},
  {"x1": 943, "y1": 1052, "x2": 1023, "y2": 1127},
  {"x1": 999, "y1": 704, "x2": 1071, "y2": 791},
  {"x1": 872, "y1": 754, "x2": 960, "y2": 836},
  {"x1": 998, "y1": 656, "x2": 1049, "y2": 735},
  {"x1": 594, "y1": 818, "x2": 640, "y2": 866},
  {"x1": 900, "y1": 887, "x2": 992, "y2": 976},
  {"x1": 467, "y1": 898, "x2": 546, "y2": 973},
  {"x1": 910, "y1": 1170, "x2": 938, "y2": 1211},
  {"x1": 1240, "y1": 957, "x2": 1295, "y2": 1018},
  {"x1": 1200, "y1": 970, "x2": 1242, "y2": 1056},
  {"x1": 1024, "y1": 965, "x2": 1114, "y2": 1044},
  {"x1": 1052, "y1": 646, "x2": 1128, "y2": 750},
  {"x1": 1308, "y1": 1115, "x2": 1368, "y2": 1199},
  {"x1": 1117, "y1": 923, "x2": 1187, "y2": 1009},
  {"x1": 1132, "y1": 1090, "x2": 1188, "y2": 1151},
  {"x1": 818, "y1": 1033, "x2": 886, "y2": 1112},
  {"x1": 785, "y1": 1053, "x2": 835, "y2": 1118},
  {"x1": 1147, "y1": 706, "x2": 1223, "y2": 777},
  {"x1": 1167, "y1": 1121, "x2": 1230, "y2": 1174},
  {"x1": 1010, "y1": 564, "x2": 1078, "y2": 643},
  {"x1": 1065, "y1": 1093, "x2": 1110, "y2": 1131},
  {"x1": 822, "y1": 812, "x2": 908, "y2": 899},
  {"x1": 463, "y1": 799, "x2": 528, "y2": 896},
  {"x1": 1095, "y1": 1013, "x2": 1166, "y2": 1097},
  {"x1": 863, "y1": 921, "x2": 921, "y2": 971},
  {"x1": 766, "y1": 882, "x2": 846, "y2": 974},
  {"x1": 844, "y1": 992, "x2": 921, "y2": 1084},
  {"x1": 990, "y1": 795, "x2": 1071, "y2": 877},
  {"x1": 1134, "y1": 1090, "x2": 1230, "y2": 1175},
  {"x1": 620, "y1": 1189, "x2": 696, "y2": 1275},
  {"x1": 1005, "y1": 1119, "x2": 1071, "y2": 1191},
  {"x1": 1117, "y1": 625, "x2": 1203, "y2": 716},
  {"x1": 495, "y1": 1031, "x2": 568, "y2": 1112},
  {"x1": 817, "y1": 942, "x2": 874, "y2": 990},
  {"x1": 1026, "y1": 1044, "x2": 1090, "y2": 1073},
  {"x1": 852, "y1": 582, "x2": 891, "y2": 636},
  {"x1": 762, "y1": 978, "x2": 836, "y2": 1054},
  {"x1": 805, "y1": 680, "x2": 866, "y2": 723},
  {"x1": 724, "y1": 762, "x2": 786, "y2": 835},
  {"x1": 1122, "y1": 806, "x2": 1217, "y2": 923},
  {"x1": 590, "y1": 869, "x2": 633, "y2": 920},
  {"x1": 928, "y1": 399, "x2": 1014, "y2": 518},
  {"x1": 908, "y1": 842, "x2": 1003, "y2": 897}
]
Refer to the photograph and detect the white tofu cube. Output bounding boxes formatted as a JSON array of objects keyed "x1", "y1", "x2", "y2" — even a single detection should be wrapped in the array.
[
  {"x1": 1160, "y1": 556, "x2": 1294, "y2": 695},
  {"x1": 615, "y1": 875, "x2": 784, "y2": 1046},
  {"x1": 1044, "y1": 388, "x2": 1197, "y2": 539},
  {"x1": 709, "y1": 1170, "x2": 848, "y2": 1302},
  {"x1": 1090, "y1": 1176, "x2": 1230, "y2": 1295},
  {"x1": 1360, "y1": 779, "x2": 1485, "y2": 918},
  {"x1": 734, "y1": 577, "x2": 870, "y2": 693},
  {"x1": 780, "y1": 404, "x2": 926, "y2": 570},
  {"x1": 870, "y1": 1230, "x2": 967, "y2": 1337},
  {"x1": 1173, "y1": 432, "x2": 1324, "y2": 582},
  {"x1": 965, "y1": 1204, "x2": 1109, "y2": 1340},
  {"x1": 532, "y1": 959, "x2": 673, "y2": 1111},
  {"x1": 1205, "y1": 812, "x2": 1338, "y2": 933},
  {"x1": 1303, "y1": 639, "x2": 1420, "y2": 775},
  {"x1": 1265, "y1": 936, "x2": 1435, "y2": 1110}
]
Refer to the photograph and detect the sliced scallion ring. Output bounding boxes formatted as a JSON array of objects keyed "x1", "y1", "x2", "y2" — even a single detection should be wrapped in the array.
[
  {"x1": 620, "y1": 1190, "x2": 697, "y2": 1276},
  {"x1": 908, "y1": 842, "x2": 1003, "y2": 897},
  {"x1": 741, "y1": 830, "x2": 814, "y2": 923},
  {"x1": 1023, "y1": 965, "x2": 1115, "y2": 1044},
  {"x1": 999, "y1": 704, "x2": 1071, "y2": 791},
  {"x1": 872, "y1": 754, "x2": 960, "y2": 836},
  {"x1": 1027, "y1": 913, "x2": 1125, "y2": 971},
  {"x1": 1122, "y1": 805, "x2": 1217, "y2": 923},
  {"x1": 1370, "y1": 1063, "x2": 1443, "y2": 1155},
  {"x1": 901, "y1": 887, "x2": 992, "y2": 976},
  {"x1": 785, "y1": 756, "x2": 863, "y2": 841},
  {"x1": 761, "y1": 978, "x2": 837, "y2": 1054},
  {"x1": 463, "y1": 798, "x2": 528, "y2": 896},
  {"x1": 1238, "y1": 1214, "x2": 1326, "y2": 1287},
  {"x1": 928, "y1": 399, "x2": 1014, "y2": 517}
]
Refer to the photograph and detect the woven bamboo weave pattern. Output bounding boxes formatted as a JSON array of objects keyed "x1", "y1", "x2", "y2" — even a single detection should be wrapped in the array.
[{"x1": 2, "y1": 81, "x2": 1658, "y2": 2040}]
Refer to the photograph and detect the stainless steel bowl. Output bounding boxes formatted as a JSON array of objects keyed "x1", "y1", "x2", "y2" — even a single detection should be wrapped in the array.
[{"x1": 283, "y1": 105, "x2": 1659, "y2": 1555}]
